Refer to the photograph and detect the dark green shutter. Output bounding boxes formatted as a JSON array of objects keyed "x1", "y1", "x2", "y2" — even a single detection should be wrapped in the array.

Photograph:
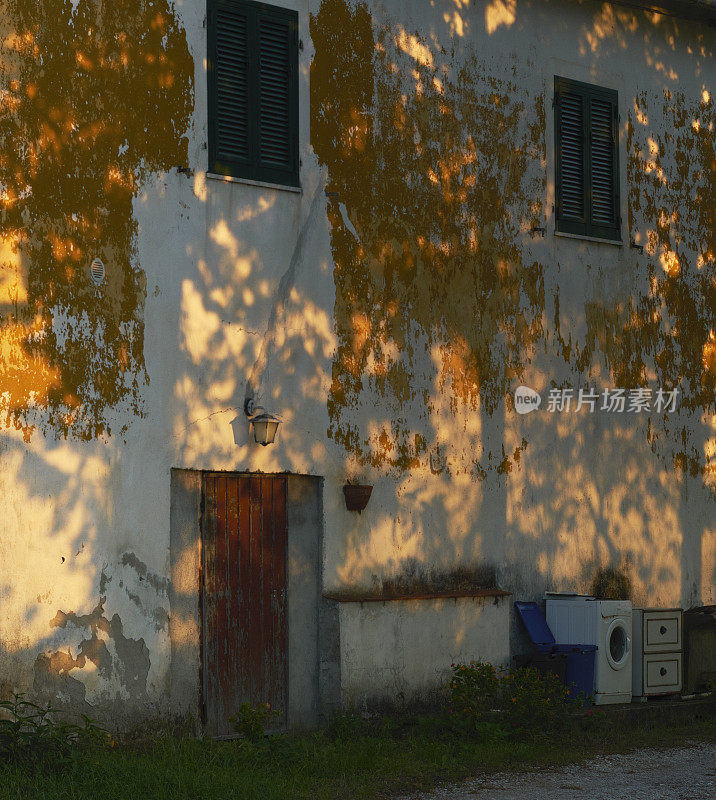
[
  {"x1": 554, "y1": 77, "x2": 620, "y2": 241},
  {"x1": 208, "y1": 1, "x2": 299, "y2": 186},
  {"x1": 589, "y1": 97, "x2": 615, "y2": 225},
  {"x1": 259, "y1": 16, "x2": 292, "y2": 170},
  {"x1": 214, "y1": 5, "x2": 249, "y2": 165},
  {"x1": 556, "y1": 90, "x2": 585, "y2": 221}
]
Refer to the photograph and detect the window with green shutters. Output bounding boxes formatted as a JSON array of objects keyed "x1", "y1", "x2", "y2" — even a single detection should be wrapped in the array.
[
  {"x1": 208, "y1": 0, "x2": 299, "y2": 187},
  {"x1": 554, "y1": 77, "x2": 620, "y2": 241}
]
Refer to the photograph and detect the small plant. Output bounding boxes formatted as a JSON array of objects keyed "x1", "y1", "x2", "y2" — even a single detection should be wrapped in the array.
[
  {"x1": 447, "y1": 661, "x2": 499, "y2": 729},
  {"x1": 446, "y1": 661, "x2": 574, "y2": 739},
  {"x1": 570, "y1": 689, "x2": 592, "y2": 709},
  {"x1": 229, "y1": 702, "x2": 279, "y2": 742},
  {"x1": 0, "y1": 693, "x2": 107, "y2": 770},
  {"x1": 500, "y1": 665, "x2": 569, "y2": 734}
]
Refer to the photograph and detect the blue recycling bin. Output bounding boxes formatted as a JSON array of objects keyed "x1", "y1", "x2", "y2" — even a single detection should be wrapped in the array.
[
  {"x1": 515, "y1": 601, "x2": 597, "y2": 701},
  {"x1": 553, "y1": 643, "x2": 597, "y2": 700}
]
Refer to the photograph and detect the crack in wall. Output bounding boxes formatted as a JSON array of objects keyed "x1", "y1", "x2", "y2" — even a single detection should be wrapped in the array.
[{"x1": 245, "y1": 184, "x2": 326, "y2": 404}]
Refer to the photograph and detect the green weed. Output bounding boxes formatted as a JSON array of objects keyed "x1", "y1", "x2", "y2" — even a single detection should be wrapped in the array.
[
  {"x1": 229, "y1": 702, "x2": 280, "y2": 742},
  {"x1": 0, "y1": 693, "x2": 107, "y2": 771}
]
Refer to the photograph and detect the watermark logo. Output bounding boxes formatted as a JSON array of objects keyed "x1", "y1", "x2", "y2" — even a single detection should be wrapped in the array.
[
  {"x1": 513, "y1": 386, "x2": 680, "y2": 414},
  {"x1": 514, "y1": 385, "x2": 542, "y2": 415}
]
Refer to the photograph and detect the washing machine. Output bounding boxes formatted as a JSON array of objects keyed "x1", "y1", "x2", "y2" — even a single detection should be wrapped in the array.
[{"x1": 545, "y1": 594, "x2": 632, "y2": 704}]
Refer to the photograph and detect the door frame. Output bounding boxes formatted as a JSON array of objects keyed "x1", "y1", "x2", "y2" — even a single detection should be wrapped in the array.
[{"x1": 168, "y1": 469, "x2": 325, "y2": 733}]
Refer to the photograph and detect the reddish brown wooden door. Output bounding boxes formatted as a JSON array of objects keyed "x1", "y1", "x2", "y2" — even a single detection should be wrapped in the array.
[{"x1": 201, "y1": 474, "x2": 287, "y2": 736}]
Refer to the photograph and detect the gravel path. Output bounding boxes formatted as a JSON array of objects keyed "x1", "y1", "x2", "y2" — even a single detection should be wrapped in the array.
[{"x1": 405, "y1": 742, "x2": 715, "y2": 800}]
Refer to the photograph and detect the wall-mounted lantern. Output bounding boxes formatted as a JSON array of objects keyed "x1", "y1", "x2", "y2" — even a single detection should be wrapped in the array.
[{"x1": 244, "y1": 398, "x2": 282, "y2": 446}]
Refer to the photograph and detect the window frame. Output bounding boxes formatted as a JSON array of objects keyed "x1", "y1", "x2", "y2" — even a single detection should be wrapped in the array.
[
  {"x1": 554, "y1": 76, "x2": 621, "y2": 242},
  {"x1": 207, "y1": 0, "x2": 300, "y2": 187}
]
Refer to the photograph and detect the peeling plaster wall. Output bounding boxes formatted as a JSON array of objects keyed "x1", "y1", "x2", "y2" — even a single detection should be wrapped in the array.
[
  {"x1": 0, "y1": 0, "x2": 713, "y2": 722},
  {"x1": 0, "y1": 0, "x2": 334, "y2": 722},
  {"x1": 0, "y1": 0, "x2": 193, "y2": 439},
  {"x1": 308, "y1": 0, "x2": 715, "y2": 612},
  {"x1": 0, "y1": 0, "x2": 195, "y2": 720}
]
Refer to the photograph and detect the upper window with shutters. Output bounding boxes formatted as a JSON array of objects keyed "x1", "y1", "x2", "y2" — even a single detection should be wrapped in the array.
[
  {"x1": 208, "y1": 0, "x2": 299, "y2": 187},
  {"x1": 554, "y1": 77, "x2": 621, "y2": 242}
]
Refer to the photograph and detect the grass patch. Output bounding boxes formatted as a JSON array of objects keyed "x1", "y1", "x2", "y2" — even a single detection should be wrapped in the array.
[{"x1": 0, "y1": 708, "x2": 713, "y2": 800}]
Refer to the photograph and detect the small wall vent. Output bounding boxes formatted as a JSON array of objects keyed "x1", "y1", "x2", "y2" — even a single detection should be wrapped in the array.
[{"x1": 90, "y1": 258, "x2": 105, "y2": 286}]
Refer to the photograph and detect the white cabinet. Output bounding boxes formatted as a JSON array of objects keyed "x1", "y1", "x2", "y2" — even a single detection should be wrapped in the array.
[
  {"x1": 643, "y1": 610, "x2": 682, "y2": 653},
  {"x1": 643, "y1": 653, "x2": 682, "y2": 693},
  {"x1": 633, "y1": 608, "x2": 683, "y2": 697}
]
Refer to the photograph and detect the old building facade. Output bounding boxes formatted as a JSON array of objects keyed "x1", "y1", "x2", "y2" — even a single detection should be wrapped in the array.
[{"x1": 0, "y1": 0, "x2": 713, "y2": 729}]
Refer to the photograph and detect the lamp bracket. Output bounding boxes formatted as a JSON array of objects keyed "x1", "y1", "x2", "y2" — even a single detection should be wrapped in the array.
[{"x1": 243, "y1": 397, "x2": 256, "y2": 417}]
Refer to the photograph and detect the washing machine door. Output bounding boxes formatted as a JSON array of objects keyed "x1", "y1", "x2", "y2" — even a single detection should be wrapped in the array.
[{"x1": 606, "y1": 618, "x2": 631, "y2": 670}]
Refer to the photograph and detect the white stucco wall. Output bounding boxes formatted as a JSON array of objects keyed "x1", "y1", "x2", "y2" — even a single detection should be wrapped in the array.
[
  {"x1": 336, "y1": 595, "x2": 511, "y2": 709},
  {"x1": 0, "y1": 0, "x2": 712, "y2": 721}
]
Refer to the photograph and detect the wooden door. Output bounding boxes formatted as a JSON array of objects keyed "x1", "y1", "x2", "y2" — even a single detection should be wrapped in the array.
[{"x1": 201, "y1": 473, "x2": 287, "y2": 736}]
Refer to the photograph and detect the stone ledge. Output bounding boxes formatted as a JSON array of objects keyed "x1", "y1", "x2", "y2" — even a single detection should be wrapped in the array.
[{"x1": 323, "y1": 588, "x2": 511, "y2": 603}]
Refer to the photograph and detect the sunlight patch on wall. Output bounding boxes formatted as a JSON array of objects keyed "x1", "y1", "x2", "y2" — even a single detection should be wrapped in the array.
[
  {"x1": 394, "y1": 28, "x2": 434, "y2": 68},
  {"x1": 485, "y1": 0, "x2": 516, "y2": 35},
  {"x1": 0, "y1": 435, "x2": 107, "y2": 649}
]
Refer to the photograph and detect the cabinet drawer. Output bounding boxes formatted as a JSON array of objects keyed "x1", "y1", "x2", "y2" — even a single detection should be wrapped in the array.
[
  {"x1": 643, "y1": 610, "x2": 682, "y2": 652},
  {"x1": 643, "y1": 653, "x2": 681, "y2": 695}
]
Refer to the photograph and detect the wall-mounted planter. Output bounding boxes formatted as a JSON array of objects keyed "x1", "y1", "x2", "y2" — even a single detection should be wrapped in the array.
[{"x1": 342, "y1": 484, "x2": 373, "y2": 512}]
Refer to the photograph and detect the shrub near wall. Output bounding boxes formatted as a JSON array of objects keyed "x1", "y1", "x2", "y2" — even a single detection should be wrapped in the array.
[
  {"x1": 0, "y1": 694, "x2": 109, "y2": 770},
  {"x1": 447, "y1": 662, "x2": 570, "y2": 738}
]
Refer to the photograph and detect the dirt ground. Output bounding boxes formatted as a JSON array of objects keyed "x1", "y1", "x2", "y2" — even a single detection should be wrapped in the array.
[{"x1": 407, "y1": 742, "x2": 715, "y2": 800}]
